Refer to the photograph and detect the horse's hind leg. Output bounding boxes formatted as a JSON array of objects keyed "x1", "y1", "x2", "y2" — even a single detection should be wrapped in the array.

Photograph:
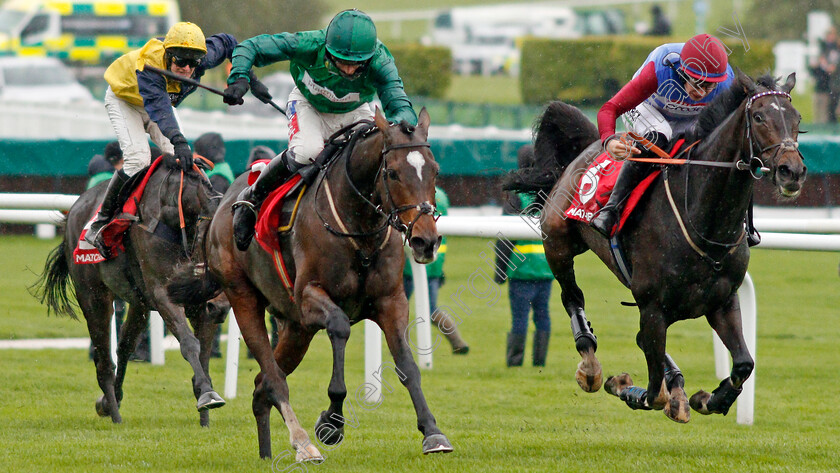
[
  {"x1": 299, "y1": 285, "x2": 352, "y2": 448},
  {"x1": 543, "y1": 224, "x2": 601, "y2": 392},
  {"x1": 186, "y1": 303, "x2": 218, "y2": 427},
  {"x1": 662, "y1": 353, "x2": 690, "y2": 423},
  {"x1": 374, "y1": 296, "x2": 453, "y2": 455},
  {"x1": 80, "y1": 289, "x2": 121, "y2": 423},
  {"x1": 113, "y1": 304, "x2": 150, "y2": 404},
  {"x1": 691, "y1": 294, "x2": 753, "y2": 416}
]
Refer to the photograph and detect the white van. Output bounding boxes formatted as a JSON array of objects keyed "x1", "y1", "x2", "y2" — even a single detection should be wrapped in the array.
[
  {"x1": 0, "y1": 0, "x2": 179, "y2": 65},
  {"x1": 0, "y1": 56, "x2": 94, "y2": 103}
]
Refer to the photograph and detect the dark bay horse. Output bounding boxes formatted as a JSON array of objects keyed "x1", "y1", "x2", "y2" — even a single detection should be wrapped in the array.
[
  {"x1": 505, "y1": 72, "x2": 805, "y2": 422},
  {"x1": 32, "y1": 154, "x2": 228, "y2": 426},
  {"x1": 168, "y1": 108, "x2": 453, "y2": 461}
]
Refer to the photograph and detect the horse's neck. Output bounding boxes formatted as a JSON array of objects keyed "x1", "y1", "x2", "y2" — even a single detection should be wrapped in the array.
[
  {"x1": 678, "y1": 105, "x2": 753, "y2": 240},
  {"x1": 327, "y1": 133, "x2": 385, "y2": 227}
]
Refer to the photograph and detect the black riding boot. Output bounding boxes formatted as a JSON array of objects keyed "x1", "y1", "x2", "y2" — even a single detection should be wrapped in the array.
[
  {"x1": 506, "y1": 332, "x2": 527, "y2": 367},
  {"x1": 532, "y1": 330, "x2": 550, "y2": 367},
  {"x1": 85, "y1": 169, "x2": 130, "y2": 257},
  {"x1": 232, "y1": 151, "x2": 301, "y2": 251},
  {"x1": 590, "y1": 160, "x2": 654, "y2": 238}
]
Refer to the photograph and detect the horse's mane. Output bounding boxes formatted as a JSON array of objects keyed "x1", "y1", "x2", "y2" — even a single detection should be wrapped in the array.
[{"x1": 692, "y1": 72, "x2": 777, "y2": 141}]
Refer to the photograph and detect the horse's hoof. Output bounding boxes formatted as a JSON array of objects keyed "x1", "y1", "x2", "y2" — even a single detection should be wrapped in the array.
[
  {"x1": 196, "y1": 391, "x2": 226, "y2": 411},
  {"x1": 199, "y1": 410, "x2": 210, "y2": 428},
  {"x1": 452, "y1": 345, "x2": 470, "y2": 355},
  {"x1": 604, "y1": 373, "x2": 633, "y2": 397},
  {"x1": 575, "y1": 358, "x2": 603, "y2": 393},
  {"x1": 95, "y1": 396, "x2": 109, "y2": 417},
  {"x1": 664, "y1": 388, "x2": 690, "y2": 423},
  {"x1": 689, "y1": 390, "x2": 712, "y2": 415},
  {"x1": 314, "y1": 411, "x2": 344, "y2": 446},
  {"x1": 294, "y1": 442, "x2": 324, "y2": 463},
  {"x1": 422, "y1": 433, "x2": 454, "y2": 454}
]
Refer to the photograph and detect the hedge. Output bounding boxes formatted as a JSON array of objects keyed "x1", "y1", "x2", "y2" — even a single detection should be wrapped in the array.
[
  {"x1": 520, "y1": 36, "x2": 775, "y2": 106},
  {"x1": 388, "y1": 44, "x2": 452, "y2": 99}
]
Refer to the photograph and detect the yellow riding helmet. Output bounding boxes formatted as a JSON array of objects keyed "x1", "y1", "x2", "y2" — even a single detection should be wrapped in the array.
[{"x1": 163, "y1": 22, "x2": 207, "y2": 54}]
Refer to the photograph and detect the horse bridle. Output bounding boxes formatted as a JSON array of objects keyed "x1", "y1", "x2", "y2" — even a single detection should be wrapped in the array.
[
  {"x1": 660, "y1": 89, "x2": 800, "y2": 267},
  {"x1": 316, "y1": 128, "x2": 438, "y2": 264},
  {"x1": 740, "y1": 90, "x2": 803, "y2": 179}
]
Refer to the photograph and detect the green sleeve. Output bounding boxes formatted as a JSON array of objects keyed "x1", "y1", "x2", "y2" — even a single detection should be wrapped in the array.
[
  {"x1": 228, "y1": 33, "x2": 299, "y2": 84},
  {"x1": 371, "y1": 44, "x2": 417, "y2": 125}
]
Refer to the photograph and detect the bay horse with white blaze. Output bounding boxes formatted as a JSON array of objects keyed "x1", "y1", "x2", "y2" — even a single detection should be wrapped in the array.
[
  {"x1": 504, "y1": 72, "x2": 805, "y2": 422},
  {"x1": 32, "y1": 154, "x2": 228, "y2": 426},
  {"x1": 167, "y1": 108, "x2": 453, "y2": 461}
]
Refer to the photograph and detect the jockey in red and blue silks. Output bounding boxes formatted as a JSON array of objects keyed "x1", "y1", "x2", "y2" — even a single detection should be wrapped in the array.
[{"x1": 590, "y1": 33, "x2": 735, "y2": 239}]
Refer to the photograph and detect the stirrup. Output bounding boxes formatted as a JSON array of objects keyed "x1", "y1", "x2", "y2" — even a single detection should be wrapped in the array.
[{"x1": 231, "y1": 199, "x2": 257, "y2": 217}]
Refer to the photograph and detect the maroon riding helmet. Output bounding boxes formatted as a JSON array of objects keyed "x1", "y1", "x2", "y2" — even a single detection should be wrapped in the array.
[{"x1": 680, "y1": 33, "x2": 729, "y2": 83}]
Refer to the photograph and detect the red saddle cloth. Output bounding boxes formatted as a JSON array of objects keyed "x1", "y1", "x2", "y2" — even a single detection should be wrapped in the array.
[
  {"x1": 564, "y1": 154, "x2": 660, "y2": 233},
  {"x1": 73, "y1": 157, "x2": 164, "y2": 264}
]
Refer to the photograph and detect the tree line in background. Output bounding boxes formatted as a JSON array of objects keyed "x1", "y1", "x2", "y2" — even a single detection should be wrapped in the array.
[
  {"x1": 744, "y1": 0, "x2": 837, "y2": 42},
  {"x1": 180, "y1": 0, "x2": 328, "y2": 40}
]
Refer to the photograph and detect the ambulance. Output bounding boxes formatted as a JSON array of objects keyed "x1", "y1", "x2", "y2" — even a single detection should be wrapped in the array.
[{"x1": 0, "y1": 0, "x2": 179, "y2": 65}]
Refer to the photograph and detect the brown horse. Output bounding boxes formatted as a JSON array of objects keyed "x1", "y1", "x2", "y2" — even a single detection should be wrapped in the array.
[
  {"x1": 32, "y1": 154, "x2": 228, "y2": 426},
  {"x1": 167, "y1": 108, "x2": 453, "y2": 461},
  {"x1": 504, "y1": 72, "x2": 805, "y2": 422}
]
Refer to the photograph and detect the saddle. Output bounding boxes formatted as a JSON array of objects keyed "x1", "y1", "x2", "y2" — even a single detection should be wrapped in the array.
[{"x1": 74, "y1": 155, "x2": 213, "y2": 264}]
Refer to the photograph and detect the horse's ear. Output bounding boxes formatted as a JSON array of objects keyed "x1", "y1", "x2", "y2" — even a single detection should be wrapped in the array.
[
  {"x1": 374, "y1": 107, "x2": 390, "y2": 132},
  {"x1": 736, "y1": 68, "x2": 756, "y2": 95},
  {"x1": 781, "y1": 72, "x2": 796, "y2": 94},
  {"x1": 417, "y1": 107, "x2": 430, "y2": 140}
]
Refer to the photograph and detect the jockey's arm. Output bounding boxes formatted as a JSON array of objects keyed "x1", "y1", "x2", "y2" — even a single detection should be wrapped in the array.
[
  {"x1": 596, "y1": 61, "x2": 659, "y2": 148},
  {"x1": 228, "y1": 33, "x2": 298, "y2": 85},
  {"x1": 137, "y1": 69, "x2": 182, "y2": 142},
  {"x1": 372, "y1": 50, "x2": 417, "y2": 126}
]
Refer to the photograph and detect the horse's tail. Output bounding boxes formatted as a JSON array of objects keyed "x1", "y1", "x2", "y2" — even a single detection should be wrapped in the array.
[
  {"x1": 29, "y1": 236, "x2": 79, "y2": 320},
  {"x1": 503, "y1": 101, "x2": 599, "y2": 196},
  {"x1": 166, "y1": 262, "x2": 222, "y2": 306}
]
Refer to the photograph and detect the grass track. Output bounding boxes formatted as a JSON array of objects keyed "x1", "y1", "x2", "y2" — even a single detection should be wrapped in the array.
[{"x1": 2, "y1": 235, "x2": 839, "y2": 472}]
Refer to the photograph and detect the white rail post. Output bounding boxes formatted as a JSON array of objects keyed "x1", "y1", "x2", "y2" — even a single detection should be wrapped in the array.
[
  {"x1": 224, "y1": 311, "x2": 241, "y2": 399},
  {"x1": 364, "y1": 319, "x2": 383, "y2": 403},
  {"x1": 149, "y1": 311, "x2": 165, "y2": 365},
  {"x1": 713, "y1": 272, "x2": 756, "y2": 425},
  {"x1": 408, "y1": 258, "x2": 434, "y2": 369}
]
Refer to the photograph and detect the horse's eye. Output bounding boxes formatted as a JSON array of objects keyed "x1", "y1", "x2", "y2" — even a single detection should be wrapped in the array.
[
  {"x1": 385, "y1": 169, "x2": 400, "y2": 181},
  {"x1": 753, "y1": 112, "x2": 764, "y2": 124}
]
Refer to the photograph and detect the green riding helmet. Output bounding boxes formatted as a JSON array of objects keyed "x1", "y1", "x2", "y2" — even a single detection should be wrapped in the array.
[{"x1": 325, "y1": 9, "x2": 377, "y2": 62}]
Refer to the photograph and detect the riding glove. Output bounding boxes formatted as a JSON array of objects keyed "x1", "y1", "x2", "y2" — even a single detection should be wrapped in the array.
[
  {"x1": 249, "y1": 79, "x2": 273, "y2": 104},
  {"x1": 223, "y1": 78, "x2": 249, "y2": 106},
  {"x1": 172, "y1": 134, "x2": 193, "y2": 171}
]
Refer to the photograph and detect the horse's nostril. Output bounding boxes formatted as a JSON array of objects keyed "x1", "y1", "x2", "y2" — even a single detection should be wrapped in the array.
[{"x1": 777, "y1": 165, "x2": 791, "y2": 179}]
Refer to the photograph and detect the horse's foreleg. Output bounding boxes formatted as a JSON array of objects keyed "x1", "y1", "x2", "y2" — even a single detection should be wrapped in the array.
[
  {"x1": 300, "y1": 285, "x2": 352, "y2": 448},
  {"x1": 187, "y1": 304, "x2": 217, "y2": 427},
  {"x1": 153, "y1": 293, "x2": 224, "y2": 413},
  {"x1": 662, "y1": 353, "x2": 689, "y2": 423},
  {"x1": 375, "y1": 298, "x2": 453, "y2": 455},
  {"x1": 691, "y1": 295, "x2": 753, "y2": 416},
  {"x1": 636, "y1": 310, "x2": 669, "y2": 411},
  {"x1": 231, "y1": 290, "x2": 320, "y2": 463}
]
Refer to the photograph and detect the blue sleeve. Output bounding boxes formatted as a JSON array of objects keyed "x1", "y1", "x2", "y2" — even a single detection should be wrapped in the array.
[
  {"x1": 202, "y1": 33, "x2": 238, "y2": 69},
  {"x1": 137, "y1": 68, "x2": 181, "y2": 141}
]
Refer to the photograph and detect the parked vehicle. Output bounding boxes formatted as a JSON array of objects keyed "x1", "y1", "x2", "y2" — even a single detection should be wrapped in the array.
[
  {"x1": 0, "y1": 56, "x2": 95, "y2": 103},
  {"x1": 0, "y1": 0, "x2": 179, "y2": 66}
]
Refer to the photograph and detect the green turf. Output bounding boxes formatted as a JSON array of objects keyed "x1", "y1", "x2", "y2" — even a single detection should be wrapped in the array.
[{"x1": 2, "y1": 235, "x2": 840, "y2": 472}]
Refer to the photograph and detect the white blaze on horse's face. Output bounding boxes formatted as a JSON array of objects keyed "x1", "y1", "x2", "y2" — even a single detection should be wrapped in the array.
[{"x1": 406, "y1": 151, "x2": 425, "y2": 181}]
